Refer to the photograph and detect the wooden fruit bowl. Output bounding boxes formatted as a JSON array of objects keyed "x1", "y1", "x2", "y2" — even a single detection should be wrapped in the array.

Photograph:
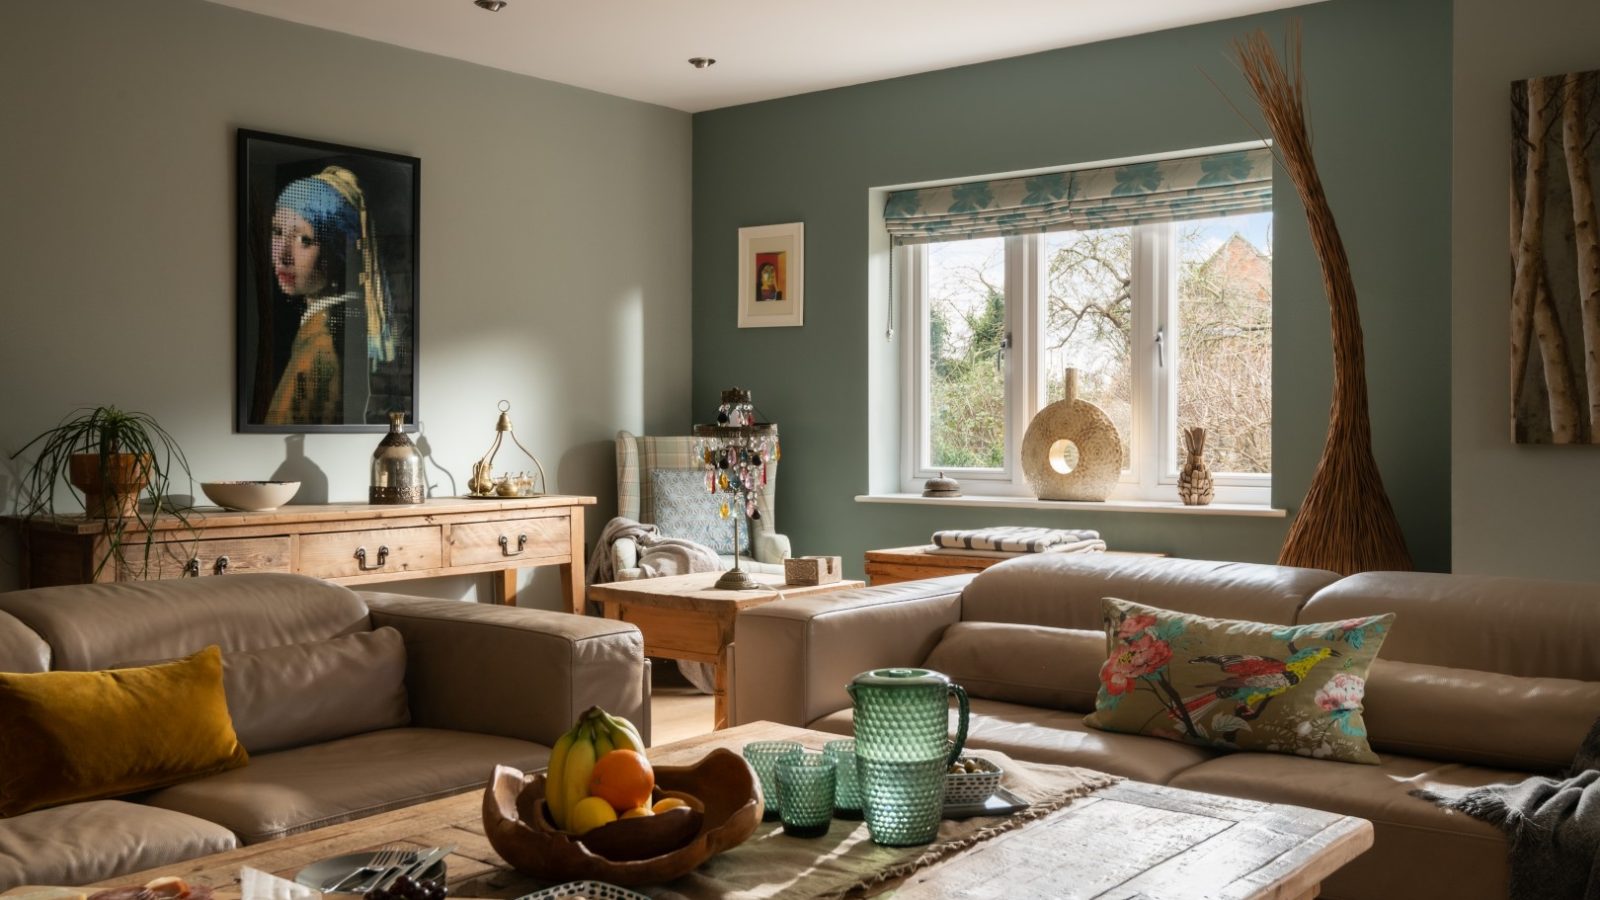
[{"x1": 482, "y1": 748, "x2": 762, "y2": 887}]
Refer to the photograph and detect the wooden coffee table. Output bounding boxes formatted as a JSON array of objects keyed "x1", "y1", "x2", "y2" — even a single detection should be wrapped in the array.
[
  {"x1": 864, "y1": 545, "x2": 1163, "y2": 585},
  {"x1": 587, "y1": 572, "x2": 864, "y2": 730},
  {"x1": 81, "y1": 722, "x2": 1371, "y2": 900}
]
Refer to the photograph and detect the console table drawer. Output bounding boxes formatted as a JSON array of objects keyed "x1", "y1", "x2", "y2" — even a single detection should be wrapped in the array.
[
  {"x1": 144, "y1": 537, "x2": 292, "y2": 579},
  {"x1": 300, "y1": 526, "x2": 442, "y2": 579},
  {"x1": 450, "y1": 516, "x2": 570, "y2": 567}
]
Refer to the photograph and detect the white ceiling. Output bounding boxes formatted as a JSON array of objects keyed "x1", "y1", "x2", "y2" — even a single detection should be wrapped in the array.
[{"x1": 203, "y1": 0, "x2": 1326, "y2": 113}]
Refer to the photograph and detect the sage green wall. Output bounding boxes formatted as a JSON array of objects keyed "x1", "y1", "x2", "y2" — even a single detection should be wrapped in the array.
[
  {"x1": 692, "y1": 0, "x2": 1453, "y2": 577},
  {"x1": 0, "y1": 0, "x2": 693, "y2": 603},
  {"x1": 1452, "y1": 0, "x2": 1600, "y2": 581}
]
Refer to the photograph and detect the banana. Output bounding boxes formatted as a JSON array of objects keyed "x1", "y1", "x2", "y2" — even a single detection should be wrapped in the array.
[
  {"x1": 593, "y1": 727, "x2": 616, "y2": 757},
  {"x1": 545, "y1": 725, "x2": 578, "y2": 829},
  {"x1": 560, "y1": 723, "x2": 599, "y2": 827},
  {"x1": 600, "y1": 711, "x2": 645, "y2": 753}
]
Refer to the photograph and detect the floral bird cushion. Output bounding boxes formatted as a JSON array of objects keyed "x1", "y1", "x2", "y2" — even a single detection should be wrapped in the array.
[{"x1": 1083, "y1": 597, "x2": 1394, "y2": 764}]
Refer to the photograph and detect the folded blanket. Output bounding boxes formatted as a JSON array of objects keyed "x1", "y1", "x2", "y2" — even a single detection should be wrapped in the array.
[
  {"x1": 926, "y1": 540, "x2": 1106, "y2": 558},
  {"x1": 1413, "y1": 716, "x2": 1600, "y2": 900},
  {"x1": 932, "y1": 526, "x2": 1102, "y2": 553},
  {"x1": 586, "y1": 516, "x2": 723, "y2": 586}
]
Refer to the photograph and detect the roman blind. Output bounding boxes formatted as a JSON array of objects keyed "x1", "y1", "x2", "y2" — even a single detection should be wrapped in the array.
[{"x1": 883, "y1": 147, "x2": 1273, "y2": 245}]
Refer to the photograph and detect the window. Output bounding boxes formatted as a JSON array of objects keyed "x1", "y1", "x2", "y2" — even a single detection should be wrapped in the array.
[{"x1": 890, "y1": 148, "x2": 1273, "y2": 504}]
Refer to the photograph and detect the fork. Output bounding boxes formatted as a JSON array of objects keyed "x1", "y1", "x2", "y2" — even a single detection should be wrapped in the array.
[{"x1": 326, "y1": 844, "x2": 408, "y2": 894}]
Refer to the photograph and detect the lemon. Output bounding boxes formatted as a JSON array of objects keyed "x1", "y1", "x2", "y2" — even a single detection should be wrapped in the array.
[
  {"x1": 620, "y1": 806, "x2": 654, "y2": 819},
  {"x1": 652, "y1": 797, "x2": 689, "y2": 814},
  {"x1": 569, "y1": 795, "x2": 619, "y2": 835}
]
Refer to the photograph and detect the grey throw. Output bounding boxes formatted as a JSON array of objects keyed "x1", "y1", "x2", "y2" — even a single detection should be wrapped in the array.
[{"x1": 1413, "y1": 717, "x2": 1600, "y2": 899}]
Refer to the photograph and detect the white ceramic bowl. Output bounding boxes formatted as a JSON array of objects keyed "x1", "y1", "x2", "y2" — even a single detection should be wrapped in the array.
[
  {"x1": 201, "y1": 481, "x2": 300, "y2": 511},
  {"x1": 944, "y1": 756, "x2": 1003, "y2": 805}
]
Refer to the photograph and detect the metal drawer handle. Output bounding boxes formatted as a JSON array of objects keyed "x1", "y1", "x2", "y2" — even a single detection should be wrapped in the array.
[
  {"x1": 355, "y1": 545, "x2": 390, "y2": 570},
  {"x1": 499, "y1": 533, "x2": 529, "y2": 555},
  {"x1": 184, "y1": 558, "x2": 201, "y2": 577},
  {"x1": 214, "y1": 556, "x2": 230, "y2": 575}
]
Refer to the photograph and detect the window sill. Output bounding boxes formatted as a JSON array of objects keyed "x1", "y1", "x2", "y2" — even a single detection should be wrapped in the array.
[{"x1": 854, "y1": 493, "x2": 1286, "y2": 518}]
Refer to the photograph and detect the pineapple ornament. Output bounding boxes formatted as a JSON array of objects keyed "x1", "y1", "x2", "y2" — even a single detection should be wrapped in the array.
[{"x1": 1178, "y1": 426, "x2": 1215, "y2": 506}]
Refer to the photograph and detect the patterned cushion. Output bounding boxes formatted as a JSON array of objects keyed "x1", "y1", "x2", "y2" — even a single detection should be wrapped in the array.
[
  {"x1": 1083, "y1": 598, "x2": 1393, "y2": 764},
  {"x1": 648, "y1": 468, "x2": 750, "y2": 555}
]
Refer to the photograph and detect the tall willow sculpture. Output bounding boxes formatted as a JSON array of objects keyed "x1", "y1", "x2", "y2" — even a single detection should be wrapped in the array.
[{"x1": 1235, "y1": 25, "x2": 1412, "y2": 574}]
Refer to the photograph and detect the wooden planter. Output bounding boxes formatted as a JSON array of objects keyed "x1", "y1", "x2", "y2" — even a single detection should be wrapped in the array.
[{"x1": 67, "y1": 453, "x2": 151, "y2": 520}]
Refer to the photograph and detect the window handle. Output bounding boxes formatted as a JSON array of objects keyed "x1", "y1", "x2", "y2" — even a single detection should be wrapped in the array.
[
  {"x1": 1155, "y1": 327, "x2": 1166, "y2": 369},
  {"x1": 997, "y1": 331, "x2": 1012, "y2": 374}
]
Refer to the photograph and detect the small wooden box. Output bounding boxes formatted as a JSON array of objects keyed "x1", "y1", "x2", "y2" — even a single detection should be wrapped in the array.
[{"x1": 784, "y1": 555, "x2": 843, "y2": 586}]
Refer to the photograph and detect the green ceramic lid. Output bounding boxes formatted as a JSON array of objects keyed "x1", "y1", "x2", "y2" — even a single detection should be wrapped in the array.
[{"x1": 851, "y1": 667, "x2": 951, "y2": 687}]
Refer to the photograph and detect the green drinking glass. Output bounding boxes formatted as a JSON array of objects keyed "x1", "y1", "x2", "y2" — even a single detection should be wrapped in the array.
[
  {"x1": 823, "y1": 739, "x2": 863, "y2": 820},
  {"x1": 776, "y1": 750, "x2": 836, "y2": 838},
  {"x1": 857, "y1": 756, "x2": 948, "y2": 846},
  {"x1": 742, "y1": 740, "x2": 801, "y2": 822}
]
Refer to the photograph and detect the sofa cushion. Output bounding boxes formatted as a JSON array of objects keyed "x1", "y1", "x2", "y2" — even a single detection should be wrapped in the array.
[
  {"x1": 649, "y1": 468, "x2": 749, "y2": 554},
  {"x1": 960, "y1": 553, "x2": 1338, "y2": 631},
  {"x1": 0, "y1": 646, "x2": 248, "y2": 817},
  {"x1": 809, "y1": 697, "x2": 1218, "y2": 784},
  {"x1": 0, "y1": 799, "x2": 236, "y2": 891},
  {"x1": 1168, "y1": 751, "x2": 1513, "y2": 900},
  {"x1": 1301, "y1": 571, "x2": 1600, "y2": 680},
  {"x1": 224, "y1": 627, "x2": 410, "y2": 754},
  {"x1": 0, "y1": 611, "x2": 48, "y2": 674},
  {"x1": 141, "y1": 726, "x2": 547, "y2": 843},
  {"x1": 1363, "y1": 658, "x2": 1600, "y2": 772},
  {"x1": 922, "y1": 621, "x2": 1104, "y2": 713},
  {"x1": 0, "y1": 573, "x2": 370, "y2": 671},
  {"x1": 1085, "y1": 599, "x2": 1392, "y2": 764}
]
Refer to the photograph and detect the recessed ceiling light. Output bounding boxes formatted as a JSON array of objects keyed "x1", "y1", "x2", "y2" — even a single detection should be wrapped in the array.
[
  {"x1": 474, "y1": 0, "x2": 507, "y2": 11},
  {"x1": 688, "y1": 57, "x2": 716, "y2": 69}
]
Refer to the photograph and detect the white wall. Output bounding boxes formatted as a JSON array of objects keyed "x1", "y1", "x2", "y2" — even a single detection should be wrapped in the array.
[
  {"x1": 1452, "y1": 0, "x2": 1600, "y2": 580},
  {"x1": 0, "y1": 0, "x2": 694, "y2": 604}
]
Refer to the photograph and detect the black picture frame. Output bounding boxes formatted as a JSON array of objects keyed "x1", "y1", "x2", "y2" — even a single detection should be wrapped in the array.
[{"x1": 236, "y1": 129, "x2": 420, "y2": 433}]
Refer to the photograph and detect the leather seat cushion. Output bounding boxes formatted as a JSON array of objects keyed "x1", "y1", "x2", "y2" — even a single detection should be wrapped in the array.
[
  {"x1": 142, "y1": 727, "x2": 547, "y2": 843},
  {"x1": 0, "y1": 799, "x2": 236, "y2": 891},
  {"x1": 1169, "y1": 752, "x2": 1514, "y2": 900},
  {"x1": 809, "y1": 697, "x2": 1218, "y2": 783}
]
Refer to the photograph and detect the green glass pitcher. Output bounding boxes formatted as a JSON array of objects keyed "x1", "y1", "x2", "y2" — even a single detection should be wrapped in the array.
[{"x1": 848, "y1": 668, "x2": 970, "y2": 846}]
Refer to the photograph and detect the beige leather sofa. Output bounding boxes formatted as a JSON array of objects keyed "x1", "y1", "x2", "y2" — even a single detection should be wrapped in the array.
[
  {"x1": 0, "y1": 573, "x2": 649, "y2": 890},
  {"x1": 732, "y1": 553, "x2": 1600, "y2": 900}
]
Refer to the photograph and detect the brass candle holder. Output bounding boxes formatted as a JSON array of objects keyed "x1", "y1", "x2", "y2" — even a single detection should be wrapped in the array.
[{"x1": 467, "y1": 401, "x2": 548, "y2": 498}]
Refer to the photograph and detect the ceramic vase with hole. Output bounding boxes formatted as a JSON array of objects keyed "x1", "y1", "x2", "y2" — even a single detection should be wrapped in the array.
[{"x1": 1019, "y1": 368, "x2": 1121, "y2": 501}]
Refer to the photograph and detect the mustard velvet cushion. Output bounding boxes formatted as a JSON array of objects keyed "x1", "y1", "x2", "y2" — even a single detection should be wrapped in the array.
[
  {"x1": 1083, "y1": 598, "x2": 1394, "y2": 764},
  {"x1": 0, "y1": 646, "x2": 248, "y2": 817}
]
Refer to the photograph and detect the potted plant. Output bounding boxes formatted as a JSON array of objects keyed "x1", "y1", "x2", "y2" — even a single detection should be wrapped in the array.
[{"x1": 11, "y1": 405, "x2": 193, "y2": 576}]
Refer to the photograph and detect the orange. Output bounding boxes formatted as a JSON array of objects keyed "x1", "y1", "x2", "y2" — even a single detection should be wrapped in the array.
[
  {"x1": 588, "y1": 749, "x2": 655, "y2": 813},
  {"x1": 652, "y1": 797, "x2": 689, "y2": 814}
]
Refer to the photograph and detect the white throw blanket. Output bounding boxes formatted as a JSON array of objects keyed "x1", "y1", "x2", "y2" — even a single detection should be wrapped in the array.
[
  {"x1": 586, "y1": 516, "x2": 724, "y2": 586},
  {"x1": 587, "y1": 516, "x2": 723, "y2": 693}
]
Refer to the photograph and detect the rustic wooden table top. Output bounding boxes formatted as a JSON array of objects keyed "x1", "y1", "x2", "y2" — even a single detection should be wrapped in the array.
[
  {"x1": 587, "y1": 571, "x2": 864, "y2": 613},
  {"x1": 81, "y1": 722, "x2": 1371, "y2": 900}
]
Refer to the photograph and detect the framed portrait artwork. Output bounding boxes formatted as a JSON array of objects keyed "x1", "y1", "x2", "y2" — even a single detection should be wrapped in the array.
[
  {"x1": 737, "y1": 222, "x2": 804, "y2": 328},
  {"x1": 236, "y1": 129, "x2": 419, "y2": 433}
]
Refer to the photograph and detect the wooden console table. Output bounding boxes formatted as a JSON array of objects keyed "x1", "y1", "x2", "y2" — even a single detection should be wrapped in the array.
[
  {"x1": 9, "y1": 496, "x2": 595, "y2": 612},
  {"x1": 865, "y1": 544, "x2": 1164, "y2": 585}
]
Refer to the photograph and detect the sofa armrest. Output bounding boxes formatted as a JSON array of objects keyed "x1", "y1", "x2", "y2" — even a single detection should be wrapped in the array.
[
  {"x1": 753, "y1": 531, "x2": 791, "y2": 564},
  {"x1": 362, "y1": 592, "x2": 649, "y2": 747},
  {"x1": 731, "y1": 575, "x2": 972, "y2": 728}
]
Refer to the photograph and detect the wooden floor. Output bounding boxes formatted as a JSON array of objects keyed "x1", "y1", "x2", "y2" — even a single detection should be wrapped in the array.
[{"x1": 649, "y1": 660, "x2": 716, "y2": 745}]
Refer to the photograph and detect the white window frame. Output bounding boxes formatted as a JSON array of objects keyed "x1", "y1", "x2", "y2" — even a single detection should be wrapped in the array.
[{"x1": 899, "y1": 225, "x2": 1271, "y2": 505}]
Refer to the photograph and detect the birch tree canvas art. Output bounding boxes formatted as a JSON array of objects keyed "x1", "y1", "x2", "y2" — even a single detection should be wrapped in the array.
[{"x1": 1511, "y1": 69, "x2": 1600, "y2": 444}]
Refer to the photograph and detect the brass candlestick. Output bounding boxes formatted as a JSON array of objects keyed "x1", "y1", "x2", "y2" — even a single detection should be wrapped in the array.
[{"x1": 693, "y1": 388, "x2": 779, "y2": 590}]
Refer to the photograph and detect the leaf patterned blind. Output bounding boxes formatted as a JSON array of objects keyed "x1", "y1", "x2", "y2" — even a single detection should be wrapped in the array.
[{"x1": 884, "y1": 148, "x2": 1273, "y2": 245}]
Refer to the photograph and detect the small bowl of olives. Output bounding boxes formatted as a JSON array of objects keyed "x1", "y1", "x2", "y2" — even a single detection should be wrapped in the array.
[
  {"x1": 944, "y1": 756, "x2": 1003, "y2": 805},
  {"x1": 364, "y1": 875, "x2": 445, "y2": 900}
]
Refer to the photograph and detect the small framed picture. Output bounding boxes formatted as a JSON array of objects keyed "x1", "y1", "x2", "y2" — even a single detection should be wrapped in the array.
[
  {"x1": 738, "y1": 222, "x2": 804, "y2": 328},
  {"x1": 236, "y1": 129, "x2": 420, "y2": 433}
]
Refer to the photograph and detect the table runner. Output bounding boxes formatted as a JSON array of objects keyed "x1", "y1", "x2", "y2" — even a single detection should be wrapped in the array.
[{"x1": 645, "y1": 751, "x2": 1120, "y2": 900}]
